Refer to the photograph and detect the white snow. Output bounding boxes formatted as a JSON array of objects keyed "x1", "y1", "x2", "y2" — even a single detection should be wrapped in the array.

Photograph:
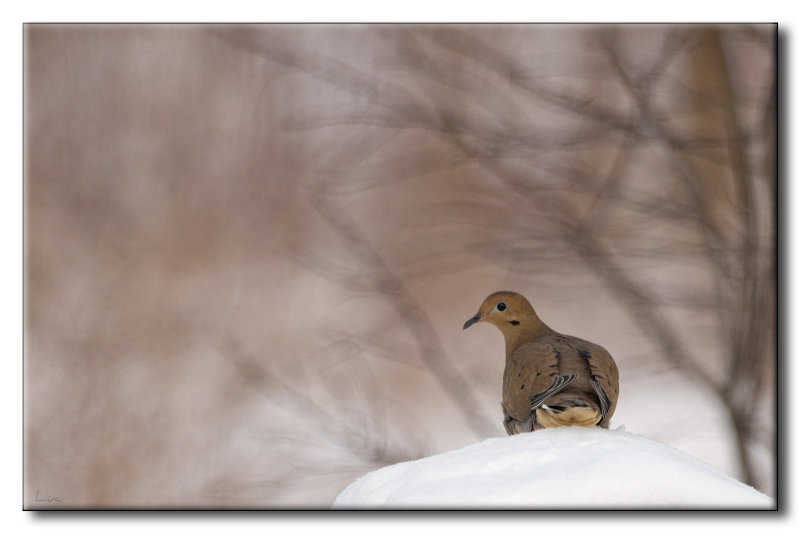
[{"x1": 332, "y1": 427, "x2": 774, "y2": 509}]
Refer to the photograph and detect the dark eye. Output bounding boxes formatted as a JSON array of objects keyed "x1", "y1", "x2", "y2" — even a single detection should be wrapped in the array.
[{"x1": 496, "y1": 302, "x2": 507, "y2": 311}]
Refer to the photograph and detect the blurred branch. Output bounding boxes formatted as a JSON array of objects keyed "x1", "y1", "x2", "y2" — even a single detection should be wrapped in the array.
[
  {"x1": 299, "y1": 128, "x2": 499, "y2": 437},
  {"x1": 216, "y1": 24, "x2": 775, "y2": 492},
  {"x1": 219, "y1": 330, "x2": 430, "y2": 471},
  {"x1": 208, "y1": 29, "x2": 504, "y2": 436}
]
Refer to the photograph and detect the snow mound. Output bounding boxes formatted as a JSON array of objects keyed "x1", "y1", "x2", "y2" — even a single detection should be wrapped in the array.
[{"x1": 332, "y1": 427, "x2": 774, "y2": 509}]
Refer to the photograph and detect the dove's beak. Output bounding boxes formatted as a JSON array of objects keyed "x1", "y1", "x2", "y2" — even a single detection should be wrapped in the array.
[{"x1": 463, "y1": 313, "x2": 484, "y2": 330}]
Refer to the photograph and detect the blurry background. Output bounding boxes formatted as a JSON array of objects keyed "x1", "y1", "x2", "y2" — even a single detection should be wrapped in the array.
[{"x1": 24, "y1": 24, "x2": 776, "y2": 508}]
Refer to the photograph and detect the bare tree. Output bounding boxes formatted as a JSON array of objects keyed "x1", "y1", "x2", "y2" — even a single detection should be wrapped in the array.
[{"x1": 217, "y1": 24, "x2": 775, "y2": 493}]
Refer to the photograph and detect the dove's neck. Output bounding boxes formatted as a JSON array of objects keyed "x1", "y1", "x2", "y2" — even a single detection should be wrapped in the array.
[{"x1": 502, "y1": 318, "x2": 553, "y2": 357}]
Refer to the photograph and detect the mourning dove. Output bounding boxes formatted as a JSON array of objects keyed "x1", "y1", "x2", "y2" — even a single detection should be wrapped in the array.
[{"x1": 463, "y1": 291, "x2": 619, "y2": 433}]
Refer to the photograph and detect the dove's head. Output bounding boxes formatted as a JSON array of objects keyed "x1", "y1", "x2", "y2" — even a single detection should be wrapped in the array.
[{"x1": 463, "y1": 291, "x2": 550, "y2": 348}]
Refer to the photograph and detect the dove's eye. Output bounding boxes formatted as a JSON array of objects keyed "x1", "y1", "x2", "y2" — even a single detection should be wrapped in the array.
[{"x1": 495, "y1": 302, "x2": 507, "y2": 312}]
